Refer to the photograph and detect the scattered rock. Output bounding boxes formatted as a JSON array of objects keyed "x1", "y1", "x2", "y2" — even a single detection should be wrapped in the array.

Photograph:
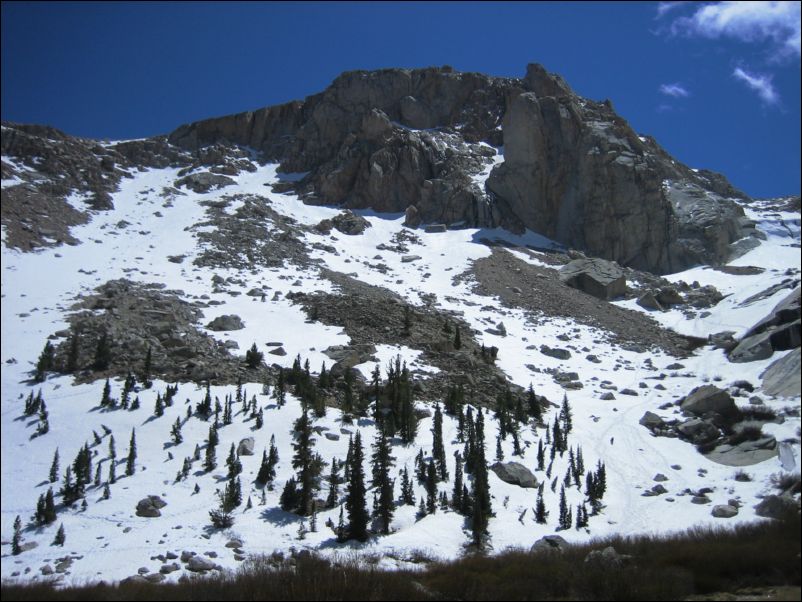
[
  {"x1": 559, "y1": 258, "x2": 626, "y2": 300},
  {"x1": 540, "y1": 345, "x2": 571, "y2": 360},
  {"x1": 186, "y1": 555, "x2": 218, "y2": 572}
]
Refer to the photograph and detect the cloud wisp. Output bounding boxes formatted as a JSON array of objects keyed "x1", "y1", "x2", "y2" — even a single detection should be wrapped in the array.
[
  {"x1": 732, "y1": 67, "x2": 780, "y2": 105},
  {"x1": 666, "y1": 1, "x2": 801, "y2": 61},
  {"x1": 659, "y1": 83, "x2": 691, "y2": 98}
]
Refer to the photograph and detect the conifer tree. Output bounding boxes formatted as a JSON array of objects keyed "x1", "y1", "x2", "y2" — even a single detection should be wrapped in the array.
[
  {"x1": 246, "y1": 343, "x2": 264, "y2": 369},
  {"x1": 35, "y1": 341, "x2": 55, "y2": 382},
  {"x1": 154, "y1": 393, "x2": 164, "y2": 417},
  {"x1": 537, "y1": 439, "x2": 545, "y2": 471},
  {"x1": 100, "y1": 378, "x2": 112, "y2": 408},
  {"x1": 255, "y1": 449, "x2": 272, "y2": 486},
  {"x1": 108, "y1": 456, "x2": 117, "y2": 484},
  {"x1": 44, "y1": 488, "x2": 56, "y2": 523},
  {"x1": 431, "y1": 403, "x2": 448, "y2": 480},
  {"x1": 280, "y1": 477, "x2": 299, "y2": 512},
  {"x1": 495, "y1": 433, "x2": 504, "y2": 462},
  {"x1": 535, "y1": 485, "x2": 548, "y2": 524},
  {"x1": 273, "y1": 369, "x2": 286, "y2": 406},
  {"x1": 371, "y1": 429, "x2": 396, "y2": 534},
  {"x1": 142, "y1": 346, "x2": 153, "y2": 388},
  {"x1": 52, "y1": 523, "x2": 66, "y2": 546},
  {"x1": 454, "y1": 324, "x2": 462, "y2": 350},
  {"x1": 49, "y1": 448, "x2": 59, "y2": 483},
  {"x1": 558, "y1": 485, "x2": 571, "y2": 530},
  {"x1": 527, "y1": 383, "x2": 541, "y2": 422},
  {"x1": 425, "y1": 459, "x2": 438, "y2": 515},
  {"x1": 93, "y1": 332, "x2": 111, "y2": 371},
  {"x1": 470, "y1": 408, "x2": 492, "y2": 547},
  {"x1": 559, "y1": 393, "x2": 573, "y2": 435},
  {"x1": 325, "y1": 457, "x2": 340, "y2": 509},
  {"x1": 67, "y1": 331, "x2": 80, "y2": 373},
  {"x1": 103, "y1": 482, "x2": 111, "y2": 500},
  {"x1": 291, "y1": 410, "x2": 321, "y2": 515},
  {"x1": 452, "y1": 452, "x2": 464, "y2": 513},
  {"x1": 171, "y1": 417, "x2": 183, "y2": 445},
  {"x1": 36, "y1": 398, "x2": 50, "y2": 435},
  {"x1": 126, "y1": 428, "x2": 137, "y2": 476},
  {"x1": 12, "y1": 515, "x2": 22, "y2": 555},
  {"x1": 345, "y1": 431, "x2": 368, "y2": 541},
  {"x1": 225, "y1": 443, "x2": 241, "y2": 479},
  {"x1": 399, "y1": 465, "x2": 415, "y2": 505}
]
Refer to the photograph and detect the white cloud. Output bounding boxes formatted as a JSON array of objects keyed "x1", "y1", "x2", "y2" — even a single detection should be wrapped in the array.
[
  {"x1": 668, "y1": 1, "x2": 801, "y2": 61},
  {"x1": 732, "y1": 67, "x2": 780, "y2": 105},
  {"x1": 656, "y1": 2, "x2": 691, "y2": 18},
  {"x1": 659, "y1": 83, "x2": 690, "y2": 97}
]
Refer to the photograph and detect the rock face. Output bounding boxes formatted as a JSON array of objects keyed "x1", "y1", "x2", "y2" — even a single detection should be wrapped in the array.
[
  {"x1": 490, "y1": 461, "x2": 538, "y2": 488},
  {"x1": 162, "y1": 64, "x2": 750, "y2": 274},
  {"x1": 559, "y1": 257, "x2": 626, "y2": 300},
  {"x1": 761, "y1": 348, "x2": 801, "y2": 397},
  {"x1": 730, "y1": 287, "x2": 801, "y2": 363}
]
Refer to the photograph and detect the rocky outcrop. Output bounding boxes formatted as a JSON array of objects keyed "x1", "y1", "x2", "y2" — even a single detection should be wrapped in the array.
[
  {"x1": 206, "y1": 314, "x2": 245, "y2": 331},
  {"x1": 237, "y1": 437, "x2": 255, "y2": 456},
  {"x1": 730, "y1": 287, "x2": 801, "y2": 363},
  {"x1": 679, "y1": 385, "x2": 738, "y2": 418},
  {"x1": 559, "y1": 257, "x2": 626, "y2": 300},
  {"x1": 161, "y1": 64, "x2": 751, "y2": 273}
]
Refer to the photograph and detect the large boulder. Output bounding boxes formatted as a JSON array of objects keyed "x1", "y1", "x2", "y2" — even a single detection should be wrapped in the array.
[
  {"x1": 136, "y1": 495, "x2": 167, "y2": 518},
  {"x1": 237, "y1": 437, "x2": 255, "y2": 456},
  {"x1": 175, "y1": 172, "x2": 235, "y2": 193},
  {"x1": 489, "y1": 461, "x2": 538, "y2": 488},
  {"x1": 331, "y1": 210, "x2": 371, "y2": 235},
  {"x1": 530, "y1": 535, "x2": 569, "y2": 554},
  {"x1": 680, "y1": 385, "x2": 737, "y2": 418},
  {"x1": 186, "y1": 555, "x2": 218, "y2": 572},
  {"x1": 206, "y1": 314, "x2": 244, "y2": 331},
  {"x1": 558, "y1": 258, "x2": 626, "y2": 300},
  {"x1": 761, "y1": 348, "x2": 801, "y2": 398}
]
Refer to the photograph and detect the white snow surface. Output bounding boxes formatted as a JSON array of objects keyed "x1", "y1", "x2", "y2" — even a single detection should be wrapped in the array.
[{"x1": 1, "y1": 160, "x2": 799, "y2": 585}]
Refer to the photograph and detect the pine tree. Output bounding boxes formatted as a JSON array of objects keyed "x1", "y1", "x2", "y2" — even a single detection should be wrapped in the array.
[
  {"x1": 558, "y1": 485, "x2": 571, "y2": 530},
  {"x1": 93, "y1": 332, "x2": 111, "y2": 371},
  {"x1": 559, "y1": 393, "x2": 573, "y2": 435},
  {"x1": 371, "y1": 429, "x2": 396, "y2": 534},
  {"x1": 49, "y1": 448, "x2": 60, "y2": 483},
  {"x1": 36, "y1": 398, "x2": 50, "y2": 435},
  {"x1": 527, "y1": 383, "x2": 541, "y2": 422},
  {"x1": 67, "y1": 331, "x2": 80, "y2": 373},
  {"x1": 345, "y1": 431, "x2": 368, "y2": 541},
  {"x1": 452, "y1": 452, "x2": 464, "y2": 513},
  {"x1": 495, "y1": 432, "x2": 505, "y2": 462},
  {"x1": 44, "y1": 488, "x2": 56, "y2": 523},
  {"x1": 454, "y1": 325, "x2": 462, "y2": 350},
  {"x1": 226, "y1": 443, "x2": 242, "y2": 479},
  {"x1": 154, "y1": 393, "x2": 164, "y2": 417},
  {"x1": 399, "y1": 465, "x2": 415, "y2": 505},
  {"x1": 103, "y1": 482, "x2": 111, "y2": 500},
  {"x1": 245, "y1": 343, "x2": 264, "y2": 369},
  {"x1": 255, "y1": 449, "x2": 271, "y2": 486},
  {"x1": 425, "y1": 459, "x2": 438, "y2": 515},
  {"x1": 171, "y1": 417, "x2": 183, "y2": 445},
  {"x1": 35, "y1": 341, "x2": 55, "y2": 382},
  {"x1": 292, "y1": 409, "x2": 319, "y2": 515},
  {"x1": 52, "y1": 523, "x2": 65, "y2": 546},
  {"x1": 325, "y1": 458, "x2": 340, "y2": 509},
  {"x1": 12, "y1": 515, "x2": 22, "y2": 555},
  {"x1": 130, "y1": 395, "x2": 140, "y2": 411},
  {"x1": 273, "y1": 369, "x2": 286, "y2": 406},
  {"x1": 470, "y1": 409, "x2": 492, "y2": 547},
  {"x1": 142, "y1": 346, "x2": 153, "y2": 388},
  {"x1": 280, "y1": 477, "x2": 299, "y2": 512},
  {"x1": 126, "y1": 428, "x2": 137, "y2": 476},
  {"x1": 100, "y1": 378, "x2": 112, "y2": 408},
  {"x1": 535, "y1": 485, "x2": 548, "y2": 523},
  {"x1": 432, "y1": 403, "x2": 448, "y2": 481}
]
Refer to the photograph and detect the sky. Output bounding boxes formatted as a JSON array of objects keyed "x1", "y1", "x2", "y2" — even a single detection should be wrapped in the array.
[{"x1": 2, "y1": 1, "x2": 800, "y2": 198}]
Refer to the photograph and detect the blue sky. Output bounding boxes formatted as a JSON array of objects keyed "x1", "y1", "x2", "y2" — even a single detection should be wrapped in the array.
[{"x1": 2, "y1": 1, "x2": 799, "y2": 197}]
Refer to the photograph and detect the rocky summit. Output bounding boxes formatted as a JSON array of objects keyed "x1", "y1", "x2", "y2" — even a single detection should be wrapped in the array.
[{"x1": 1, "y1": 64, "x2": 799, "y2": 587}]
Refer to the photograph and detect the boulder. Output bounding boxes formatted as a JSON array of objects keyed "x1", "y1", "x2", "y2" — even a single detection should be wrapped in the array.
[
  {"x1": 237, "y1": 437, "x2": 255, "y2": 456},
  {"x1": 639, "y1": 411, "x2": 665, "y2": 430},
  {"x1": 677, "y1": 418, "x2": 720, "y2": 444},
  {"x1": 136, "y1": 496, "x2": 167, "y2": 518},
  {"x1": 206, "y1": 314, "x2": 244, "y2": 331},
  {"x1": 530, "y1": 535, "x2": 569, "y2": 553},
  {"x1": 637, "y1": 291, "x2": 663, "y2": 311},
  {"x1": 404, "y1": 205, "x2": 422, "y2": 228},
  {"x1": 711, "y1": 505, "x2": 738, "y2": 518},
  {"x1": 584, "y1": 546, "x2": 632, "y2": 566},
  {"x1": 489, "y1": 461, "x2": 538, "y2": 488},
  {"x1": 540, "y1": 345, "x2": 571, "y2": 360},
  {"x1": 330, "y1": 210, "x2": 371, "y2": 235},
  {"x1": 656, "y1": 286, "x2": 684, "y2": 306},
  {"x1": 761, "y1": 348, "x2": 801, "y2": 398},
  {"x1": 186, "y1": 555, "x2": 218, "y2": 572},
  {"x1": 559, "y1": 258, "x2": 626, "y2": 300},
  {"x1": 175, "y1": 172, "x2": 235, "y2": 193},
  {"x1": 704, "y1": 436, "x2": 777, "y2": 466},
  {"x1": 680, "y1": 385, "x2": 737, "y2": 418}
]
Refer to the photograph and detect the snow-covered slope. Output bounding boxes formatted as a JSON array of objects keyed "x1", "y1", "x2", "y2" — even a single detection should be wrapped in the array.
[{"x1": 1, "y1": 151, "x2": 799, "y2": 585}]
